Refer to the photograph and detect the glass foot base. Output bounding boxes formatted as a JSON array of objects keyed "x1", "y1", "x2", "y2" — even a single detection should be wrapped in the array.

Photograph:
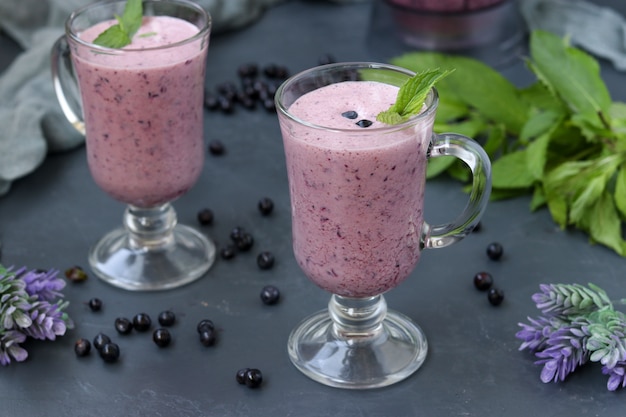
[
  {"x1": 88, "y1": 224, "x2": 216, "y2": 291},
  {"x1": 288, "y1": 306, "x2": 428, "y2": 389}
]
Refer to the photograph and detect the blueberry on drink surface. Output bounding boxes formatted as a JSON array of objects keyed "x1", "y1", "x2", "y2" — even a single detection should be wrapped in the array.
[
  {"x1": 356, "y1": 119, "x2": 373, "y2": 128},
  {"x1": 341, "y1": 110, "x2": 358, "y2": 119}
]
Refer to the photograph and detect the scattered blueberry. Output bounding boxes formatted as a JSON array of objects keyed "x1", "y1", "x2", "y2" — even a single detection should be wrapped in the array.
[
  {"x1": 114, "y1": 317, "x2": 133, "y2": 335},
  {"x1": 65, "y1": 266, "x2": 88, "y2": 282},
  {"x1": 133, "y1": 313, "x2": 152, "y2": 332},
  {"x1": 93, "y1": 333, "x2": 111, "y2": 351},
  {"x1": 204, "y1": 91, "x2": 219, "y2": 110},
  {"x1": 244, "y1": 368, "x2": 263, "y2": 388},
  {"x1": 74, "y1": 338, "x2": 91, "y2": 357},
  {"x1": 199, "y1": 328, "x2": 217, "y2": 346},
  {"x1": 153, "y1": 328, "x2": 172, "y2": 347},
  {"x1": 356, "y1": 119, "x2": 373, "y2": 128},
  {"x1": 220, "y1": 245, "x2": 236, "y2": 260},
  {"x1": 257, "y1": 252, "x2": 275, "y2": 270},
  {"x1": 473, "y1": 272, "x2": 493, "y2": 291},
  {"x1": 197, "y1": 319, "x2": 215, "y2": 333},
  {"x1": 472, "y1": 222, "x2": 482, "y2": 232},
  {"x1": 208, "y1": 139, "x2": 225, "y2": 156},
  {"x1": 235, "y1": 233, "x2": 254, "y2": 251},
  {"x1": 486, "y1": 242, "x2": 504, "y2": 260},
  {"x1": 100, "y1": 342, "x2": 120, "y2": 362},
  {"x1": 258, "y1": 197, "x2": 274, "y2": 216},
  {"x1": 88, "y1": 297, "x2": 103, "y2": 312},
  {"x1": 260, "y1": 285, "x2": 280, "y2": 305},
  {"x1": 236, "y1": 368, "x2": 249, "y2": 384},
  {"x1": 158, "y1": 310, "x2": 176, "y2": 327},
  {"x1": 238, "y1": 63, "x2": 259, "y2": 78},
  {"x1": 197, "y1": 208, "x2": 214, "y2": 226},
  {"x1": 488, "y1": 287, "x2": 505, "y2": 306},
  {"x1": 341, "y1": 110, "x2": 358, "y2": 119}
]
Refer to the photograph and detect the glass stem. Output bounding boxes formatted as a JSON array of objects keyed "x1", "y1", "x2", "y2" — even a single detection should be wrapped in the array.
[
  {"x1": 328, "y1": 294, "x2": 388, "y2": 340},
  {"x1": 124, "y1": 203, "x2": 177, "y2": 249}
]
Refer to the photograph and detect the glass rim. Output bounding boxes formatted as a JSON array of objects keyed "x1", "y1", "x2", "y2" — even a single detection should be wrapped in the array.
[
  {"x1": 275, "y1": 62, "x2": 439, "y2": 133},
  {"x1": 65, "y1": 0, "x2": 211, "y2": 53}
]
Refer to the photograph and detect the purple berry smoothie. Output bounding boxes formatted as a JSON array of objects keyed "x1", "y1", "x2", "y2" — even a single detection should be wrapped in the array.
[
  {"x1": 281, "y1": 81, "x2": 433, "y2": 298},
  {"x1": 388, "y1": 0, "x2": 504, "y2": 12},
  {"x1": 72, "y1": 16, "x2": 208, "y2": 207}
]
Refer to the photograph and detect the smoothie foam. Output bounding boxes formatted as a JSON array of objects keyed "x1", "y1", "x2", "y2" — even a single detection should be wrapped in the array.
[
  {"x1": 282, "y1": 81, "x2": 433, "y2": 297},
  {"x1": 73, "y1": 16, "x2": 208, "y2": 207}
]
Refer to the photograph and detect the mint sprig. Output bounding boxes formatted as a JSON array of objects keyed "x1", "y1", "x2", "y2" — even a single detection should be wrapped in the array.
[
  {"x1": 93, "y1": 0, "x2": 143, "y2": 49},
  {"x1": 377, "y1": 68, "x2": 454, "y2": 125}
]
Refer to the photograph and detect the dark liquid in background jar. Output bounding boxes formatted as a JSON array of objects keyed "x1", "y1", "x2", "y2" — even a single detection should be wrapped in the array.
[{"x1": 387, "y1": 0, "x2": 505, "y2": 12}]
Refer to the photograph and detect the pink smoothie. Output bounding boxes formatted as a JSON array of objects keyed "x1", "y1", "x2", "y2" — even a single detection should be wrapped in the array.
[
  {"x1": 388, "y1": 0, "x2": 504, "y2": 12},
  {"x1": 72, "y1": 16, "x2": 208, "y2": 207},
  {"x1": 281, "y1": 81, "x2": 433, "y2": 297}
]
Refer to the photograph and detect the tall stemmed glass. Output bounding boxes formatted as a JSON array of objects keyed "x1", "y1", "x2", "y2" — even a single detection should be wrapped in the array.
[
  {"x1": 276, "y1": 62, "x2": 492, "y2": 389},
  {"x1": 51, "y1": 0, "x2": 215, "y2": 290}
]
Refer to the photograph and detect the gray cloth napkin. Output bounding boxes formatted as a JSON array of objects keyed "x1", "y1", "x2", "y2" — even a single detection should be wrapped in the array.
[
  {"x1": 520, "y1": 0, "x2": 626, "y2": 70},
  {"x1": 0, "y1": 0, "x2": 284, "y2": 196}
]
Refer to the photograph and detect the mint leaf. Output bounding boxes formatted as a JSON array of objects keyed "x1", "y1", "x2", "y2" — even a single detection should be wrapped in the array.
[
  {"x1": 93, "y1": 0, "x2": 143, "y2": 49},
  {"x1": 377, "y1": 68, "x2": 454, "y2": 125}
]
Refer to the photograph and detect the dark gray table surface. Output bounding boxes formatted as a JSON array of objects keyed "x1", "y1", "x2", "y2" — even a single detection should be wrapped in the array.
[{"x1": 1, "y1": 1, "x2": 626, "y2": 416}]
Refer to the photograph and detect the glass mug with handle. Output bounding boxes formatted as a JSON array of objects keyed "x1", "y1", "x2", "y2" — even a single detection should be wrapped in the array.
[
  {"x1": 275, "y1": 62, "x2": 492, "y2": 389},
  {"x1": 51, "y1": 0, "x2": 215, "y2": 291}
]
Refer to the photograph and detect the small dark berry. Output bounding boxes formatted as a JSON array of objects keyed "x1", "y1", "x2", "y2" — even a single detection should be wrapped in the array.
[
  {"x1": 197, "y1": 319, "x2": 215, "y2": 333},
  {"x1": 65, "y1": 266, "x2": 88, "y2": 282},
  {"x1": 220, "y1": 245, "x2": 236, "y2": 260},
  {"x1": 230, "y1": 226, "x2": 245, "y2": 242},
  {"x1": 258, "y1": 197, "x2": 274, "y2": 216},
  {"x1": 153, "y1": 328, "x2": 172, "y2": 347},
  {"x1": 133, "y1": 313, "x2": 152, "y2": 332},
  {"x1": 236, "y1": 233, "x2": 254, "y2": 251},
  {"x1": 197, "y1": 208, "x2": 214, "y2": 225},
  {"x1": 487, "y1": 287, "x2": 505, "y2": 306},
  {"x1": 341, "y1": 110, "x2": 358, "y2": 119},
  {"x1": 473, "y1": 272, "x2": 493, "y2": 291},
  {"x1": 199, "y1": 328, "x2": 217, "y2": 346},
  {"x1": 262, "y1": 98, "x2": 276, "y2": 112},
  {"x1": 217, "y1": 81, "x2": 238, "y2": 97},
  {"x1": 263, "y1": 63, "x2": 280, "y2": 78},
  {"x1": 236, "y1": 368, "x2": 250, "y2": 384},
  {"x1": 356, "y1": 119, "x2": 373, "y2": 128},
  {"x1": 486, "y1": 242, "x2": 504, "y2": 260},
  {"x1": 93, "y1": 333, "x2": 111, "y2": 351},
  {"x1": 260, "y1": 285, "x2": 280, "y2": 305},
  {"x1": 74, "y1": 338, "x2": 91, "y2": 357},
  {"x1": 114, "y1": 317, "x2": 133, "y2": 335},
  {"x1": 218, "y1": 95, "x2": 234, "y2": 113},
  {"x1": 208, "y1": 139, "x2": 225, "y2": 156},
  {"x1": 472, "y1": 222, "x2": 482, "y2": 232},
  {"x1": 88, "y1": 297, "x2": 103, "y2": 312},
  {"x1": 204, "y1": 91, "x2": 219, "y2": 110},
  {"x1": 257, "y1": 252, "x2": 275, "y2": 270},
  {"x1": 100, "y1": 342, "x2": 120, "y2": 362},
  {"x1": 240, "y1": 96, "x2": 256, "y2": 110},
  {"x1": 158, "y1": 310, "x2": 176, "y2": 327},
  {"x1": 245, "y1": 368, "x2": 263, "y2": 388}
]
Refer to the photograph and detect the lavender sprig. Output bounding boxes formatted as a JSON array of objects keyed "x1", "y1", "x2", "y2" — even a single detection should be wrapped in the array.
[
  {"x1": 517, "y1": 283, "x2": 626, "y2": 391},
  {"x1": 0, "y1": 265, "x2": 73, "y2": 365}
]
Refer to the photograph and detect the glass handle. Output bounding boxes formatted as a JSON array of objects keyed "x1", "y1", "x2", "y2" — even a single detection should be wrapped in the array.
[
  {"x1": 50, "y1": 36, "x2": 85, "y2": 135},
  {"x1": 422, "y1": 132, "x2": 492, "y2": 249}
]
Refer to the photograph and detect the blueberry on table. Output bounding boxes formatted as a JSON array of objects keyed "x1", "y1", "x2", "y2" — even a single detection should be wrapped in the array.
[
  {"x1": 487, "y1": 287, "x2": 505, "y2": 306},
  {"x1": 158, "y1": 310, "x2": 176, "y2": 327},
  {"x1": 197, "y1": 319, "x2": 215, "y2": 333},
  {"x1": 88, "y1": 297, "x2": 103, "y2": 312},
  {"x1": 153, "y1": 328, "x2": 172, "y2": 347},
  {"x1": 114, "y1": 317, "x2": 133, "y2": 335},
  {"x1": 197, "y1": 208, "x2": 214, "y2": 225},
  {"x1": 208, "y1": 140, "x2": 225, "y2": 156},
  {"x1": 93, "y1": 333, "x2": 111, "y2": 352},
  {"x1": 486, "y1": 242, "x2": 504, "y2": 260},
  {"x1": 74, "y1": 338, "x2": 91, "y2": 357},
  {"x1": 260, "y1": 285, "x2": 280, "y2": 305},
  {"x1": 65, "y1": 266, "x2": 88, "y2": 282},
  {"x1": 244, "y1": 368, "x2": 264, "y2": 388},
  {"x1": 99, "y1": 342, "x2": 120, "y2": 363},
  {"x1": 220, "y1": 245, "x2": 236, "y2": 260},
  {"x1": 199, "y1": 328, "x2": 217, "y2": 347},
  {"x1": 257, "y1": 251, "x2": 275, "y2": 270},
  {"x1": 258, "y1": 197, "x2": 274, "y2": 216},
  {"x1": 473, "y1": 272, "x2": 493, "y2": 291},
  {"x1": 235, "y1": 233, "x2": 254, "y2": 251},
  {"x1": 133, "y1": 313, "x2": 152, "y2": 332},
  {"x1": 236, "y1": 368, "x2": 249, "y2": 384}
]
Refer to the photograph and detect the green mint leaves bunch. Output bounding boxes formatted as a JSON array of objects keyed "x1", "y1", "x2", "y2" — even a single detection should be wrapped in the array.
[
  {"x1": 93, "y1": 0, "x2": 143, "y2": 48},
  {"x1": 516, "y1": 283, "x2": 626, "y2": 391},
  {"x1": 0, "y1": 264, "x2": 73, "y2": 366},
  {"x1": 390, "y1": 30, "x2": 626, "y2": 257},
  {"x1": 377, "y1": 68, "x2": 454, "y2": 125}
]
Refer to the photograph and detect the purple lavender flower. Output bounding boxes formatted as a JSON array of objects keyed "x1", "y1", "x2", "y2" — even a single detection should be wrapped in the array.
[
  {"x1": 0, "y1": 330, "x2": 28, "y2": 366},
  {"x1": 18, "y1": 268, "x2": 66, "y2": 302},
  {"x1": 516, "y1": 315, "x2": 565, "y2": 352},
  {"x1": 602, "y1": 362, "x2": 626, "y2": 391},
  {"x1": 21, "y1": 300, "x2": 73, "y2": 341},
  {"x1": 533, "y1": 316, "x2": 592, "y2": 383}
]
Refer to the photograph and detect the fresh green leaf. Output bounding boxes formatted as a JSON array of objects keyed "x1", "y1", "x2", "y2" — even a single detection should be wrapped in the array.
[
  {"x1": 491, "y1": 150, "x2": 535, "y2": 189},
  {"x1": 614, "y1": 165, "x2": 626, "y2": 218},
  {"x1": 426, "y1": 156, "x2": 456, "y2": 179},
  {"x1": 93, "y1": 0, "x2": 143, "y2": 49},
  {"x1": 377, "y1": 68, "x2": 454, "y2": 124},
  {"x1": 586, "y1": 191, "x2": 626, "y2": 256}
]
